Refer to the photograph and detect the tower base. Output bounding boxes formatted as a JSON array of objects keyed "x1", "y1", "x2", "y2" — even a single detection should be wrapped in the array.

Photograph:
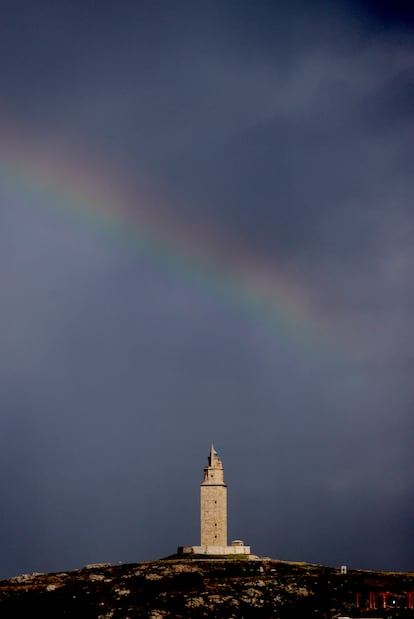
[{"x1": 178, "y1": 541, "x2": 251, "y2": 556}]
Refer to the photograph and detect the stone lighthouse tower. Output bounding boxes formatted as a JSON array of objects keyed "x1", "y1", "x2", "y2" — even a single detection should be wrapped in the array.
[
  {"x1": 177, "y1": 444, "x2": 251, "y2": 556},
  {"x1": 200, "y1": 444, "x2": 227, "y2": 546}
]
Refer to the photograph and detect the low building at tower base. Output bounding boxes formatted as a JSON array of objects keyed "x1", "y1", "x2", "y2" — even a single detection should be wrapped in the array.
[{"x1": 178, "y1": 539, "x2": 251, "y2": 556}]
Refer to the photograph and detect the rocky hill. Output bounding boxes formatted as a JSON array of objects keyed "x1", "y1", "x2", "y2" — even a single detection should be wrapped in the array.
[{"x1": 1, "y1": 556, "x2": 413, "y2": 618}]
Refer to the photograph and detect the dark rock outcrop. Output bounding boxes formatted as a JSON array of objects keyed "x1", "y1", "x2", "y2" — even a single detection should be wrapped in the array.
[{"x1": 0, "y1": 557, "x2": 413, "y2": 618}]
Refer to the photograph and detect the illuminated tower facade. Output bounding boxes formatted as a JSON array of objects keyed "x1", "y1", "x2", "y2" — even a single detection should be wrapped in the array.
[
  {"x1": 200, "y1": 444, "x2": 227, "y2": 546},
  {"x1": 177, "y1": 444, "x2": 251, "y2": 556}
]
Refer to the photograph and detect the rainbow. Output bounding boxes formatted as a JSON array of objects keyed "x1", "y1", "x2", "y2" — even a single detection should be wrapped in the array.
[{"x1": 0, "y1": 129, "x2": 349, "y2": 360}]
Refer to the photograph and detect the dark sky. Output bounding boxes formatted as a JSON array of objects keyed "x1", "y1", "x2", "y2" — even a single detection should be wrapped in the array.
[{"x1": 0, "y1": 0, "x2": 413, "y2": 579}]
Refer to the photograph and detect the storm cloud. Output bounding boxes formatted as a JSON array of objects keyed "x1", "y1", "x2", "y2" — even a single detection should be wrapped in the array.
[{"x1": 0, "y1": 0, "x2": 413, "y2": 578}]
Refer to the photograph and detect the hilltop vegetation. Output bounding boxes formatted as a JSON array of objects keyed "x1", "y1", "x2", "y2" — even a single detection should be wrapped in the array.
[{"x1": 1, "y1": 558, "x2": 414, "y2": 618}]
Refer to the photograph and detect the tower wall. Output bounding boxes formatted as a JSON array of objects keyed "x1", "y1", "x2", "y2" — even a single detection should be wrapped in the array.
[{"x1": 200, "y1": 483, "x2": 227, "y2": 546}]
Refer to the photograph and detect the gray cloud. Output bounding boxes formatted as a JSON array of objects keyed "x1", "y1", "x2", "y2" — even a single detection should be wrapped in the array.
[{"x1": 0, "y1": 0, "x2": 413, "y2": 579}]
